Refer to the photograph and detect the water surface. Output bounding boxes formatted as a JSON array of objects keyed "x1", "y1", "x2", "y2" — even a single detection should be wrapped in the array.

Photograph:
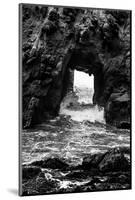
[{"x1": 22, "y1": 90, "x2": 130, "y2": 166}]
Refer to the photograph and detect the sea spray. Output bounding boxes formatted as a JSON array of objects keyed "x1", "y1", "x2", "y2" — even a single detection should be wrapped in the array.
[
  {"x1": 60, "y1": 104, "x2": 105, "y2": 123},
  {"x1": 60, "y1": 90, "x2": 105, "y2": 123}
]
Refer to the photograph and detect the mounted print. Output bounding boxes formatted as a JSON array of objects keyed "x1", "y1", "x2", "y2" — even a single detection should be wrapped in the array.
[{"x1": 19, "y1": 3, "x2": 131, "y2": 196}]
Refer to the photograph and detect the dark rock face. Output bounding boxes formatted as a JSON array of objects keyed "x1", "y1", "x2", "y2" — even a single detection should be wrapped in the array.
[
  {"x1": 22, "y1": 172, "x2": 59, "y2": 195},
  {"x1": 21, "y1": 5, "x2": 131, "y2": 128},
  {"x1": 30, "y1": 157, "x2": 69, "y2": 169},
  {"x1": 35, "y1": 172, "x2": 59, "y2": 194},
  {"x1": 81, "y1": 147, "x2": 130, "y2": 173},
  {"x1": 22, "y1": 166, "x2": 41, "y2": 179},
  {"x1": 98, "y1": 149, "x2": 130, "y2": 172},
  {"x1": 104, "y1": 54, "x2": 131, "y2": 127},
  {"x1": 117, "y1": 121, "x2": 131, "y2": 129},
  {"x1": 82, "y1": 153, "x2": 106, "y2": 170}
]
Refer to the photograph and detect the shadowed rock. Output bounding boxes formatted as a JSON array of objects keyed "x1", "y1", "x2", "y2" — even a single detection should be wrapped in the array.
[
  {"x1": 81, "y1": 147, "x2": 130, "y2": 173},
  {"x1": 22, "y1": 166, "x2": 41, "y2": 179},
  {"x1": 82, "y1": 153, "x2": 106, "y2": 170},
  {"x1": 99, "y1": 148, "x2": 130, "y2": 172},
  {"x1": 30, "y1": 157, "x2": 69, "y2": 169},
  {"x1": 22, "y1": 147, "x2": 131, "y2": 195},
  {"x1": 22, "y1": 172, "x2": 59, "y2": 195}
]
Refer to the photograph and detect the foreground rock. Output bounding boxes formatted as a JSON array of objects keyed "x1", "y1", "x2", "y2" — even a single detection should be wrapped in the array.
[
  {"x1": 22, "y1": 147, "x2": 131, "y2": 195},
  {"x1": 22, "y1": 166, "x2": 41, "y2": 179},
  {"x1": 99, "y1": 148, "x2": 130, "y2": 172},
  {"x1": 81, "y1": 147, "x2": 130, "y2": 173},
  {"x1": 30, "y1": 157, "x2": 69, "y2": 169},
  {"x1": 22, "y1": 172, "x2": 59, "y2": 195}
]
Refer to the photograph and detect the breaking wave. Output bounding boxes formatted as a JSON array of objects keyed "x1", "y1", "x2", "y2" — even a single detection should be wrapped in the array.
[{"x1": 60, "y1": 89, "x2": 105, "y2": 123}]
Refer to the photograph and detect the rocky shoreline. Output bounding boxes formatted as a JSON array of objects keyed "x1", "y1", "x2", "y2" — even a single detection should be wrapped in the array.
[{"x1": 22, "y1": 147, "x2": 131, "y2": 195}]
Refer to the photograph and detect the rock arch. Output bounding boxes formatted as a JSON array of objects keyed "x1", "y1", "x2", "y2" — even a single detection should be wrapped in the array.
[
  {"x1": 63, "y1": 45, "x2": 104, "y2": 105},
  {"x1": 22, "y1": 5, "x2": 131, "y2": 128}
]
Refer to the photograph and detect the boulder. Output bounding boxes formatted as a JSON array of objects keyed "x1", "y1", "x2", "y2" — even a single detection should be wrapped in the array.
[
  {"x1": 105, "y1": 92, "x2": 130, "y2": 126},
  {"x1": 82, "y1": 153, "x2": 105, "y2": 170},
  {"x1": 30, "y1": 157, "x2": 69, "y2": 169},
  {"x1": 22, "y1": 165, "x2": 41, "y2": 179},
  {"x1": 99, "y1": 149, "x2": 130, "y2": 172},
  {"x1": 81, "y1": 148, "x2": 130, "y2": 173},
  {"x1": 35, "y1": 172, "x2": 59, "y2": 194},
  {"x1": 22, "y1": 172, "x2": 59, "y2": 195},
  {"x1": 117, "y1": 121, "x2": 131, "y2": 129}
]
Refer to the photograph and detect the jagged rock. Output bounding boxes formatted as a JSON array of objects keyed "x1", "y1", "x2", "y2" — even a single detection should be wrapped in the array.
[
  {"x1": 48, "y1": 9, "x2": 59, "y2": 21},
  {"x1": 22, "y1": 172, "x2": 59, "y2": 195},
  {"x1": 22, "y1": 147, "x2": 131, "y2": 195},
  {"x1": 82, "y1": 153, "x2": 105, "y2": 170},
  {"x1": 117, "y1": 121, "x2": 130, "y2": 129},
  {"x1": 98, "y1": 148, "x2": 130, "y2": 172},
  {"x1": 106, "y1": 173, "x2": 130, "y2": 184},
  {"x1": 41, "y1": 78, "x2": 52, "y2": 85},
  {"x1": 30, "y1": 157, "x2": 69, "y2": 169},
  {"x1": 118, "y1": 174, "x2": 131, "y2": 184},
  {"x1": 81, "y1": 148, "x2": 130, "y2": 173},
  {"x1": 22, "y1": 166, "x2": 41, "y2": 179},
  {"x1": 46, "y1": 67, "x2": 52, "y2": 72},
  {"x1": 42, "y1": 20, "x2": 58, "y2": 36},
  {"x1": 22, "y1": 5, "x2": 131, "y2": 128},
  {"x1": 23, "y1": 97, "x2": 40, "y2": 128},
  {"x1": 35, "y1": 172, "x2": 59, "y2": 194},
  {"x1": 105, "y1": 92, "x2": 130, "y2": 126}
]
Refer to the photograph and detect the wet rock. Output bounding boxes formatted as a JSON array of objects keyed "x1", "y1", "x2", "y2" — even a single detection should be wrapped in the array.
[
  {"x1": 23, "y1": 97, "x2": 40, "y2": 128},
  {"x1": 82, "y1": 153, "x2": 106, "y2": 170},
  {"x1": 117, "y1": 121, "x2": 130, "y2": 129},
  {"x1": 35, "y1": 172, "x2": 59, "y2": 194},
  {"x1": 65, "y1": 170, "x2": 95, "y2": 179},
  {"x1": 105, "y1": 91, "x2": 130, "y2": 127},
  {"x1": 99, "y1": 148, "x2": 130, "y2": 172},
  {"x1": 118, "y1": 174, "x2": 131, "y2": 184},
  {"x1": 23, "y1": 42, "x2": 32, "y2": 51},
  {"x1": 31, "y1": 157, "x2": 69, "y2": 169},
  {"x1": 105, "y1": 173, "x2": 131, "y2": 185},
  {"x1": 22, "y1": 165, "x2": 41, "y2": 179},
  {"x1": 22, "y1": 172, "x2": 59, "y2": 195},
  {"x1": 44, "y1": 71, "x2": 51, "y2": 76},
  {"x1": 42, "y1": 20, "x2": 58, "y2": 36},
  {"x1": 117, "y1": 146, "x2": 130, "y2": 154},
  {"x1": 105, "y1": 10, "x2": 130, "y2": 26},
  {"x1": 46, "y1": 67, "x2": 52, "y2": 72},
  {"x1": 41, "y1": 78, "x2": 52, "y2": 85},
  {"x1": 48, "y1": 9, "x2": 59, "y2": 22},
  {"x1": 106, "y1": 175, "x2": 123, "y2": 184},
  {"x1": 103, "y1": 53, "x2": 131, "y2": 126},
  {"x1": 81, "y1": 148, "x2": 130, "y2": 174},
  {"x1": 95, "y1": 182, "x2": 124, "y2": 191}
]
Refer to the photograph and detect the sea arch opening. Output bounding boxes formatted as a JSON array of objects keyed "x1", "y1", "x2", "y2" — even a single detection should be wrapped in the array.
[
  {"x1": 73, "y1": 70, "x2": 94, "y2": 104},
  {"x1": 60, "y1": 68, "x2": 105, "y2": 123}
]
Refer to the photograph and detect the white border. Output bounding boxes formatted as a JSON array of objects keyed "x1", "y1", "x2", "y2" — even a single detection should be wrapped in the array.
[{"x1": 0, "y1": 0, "x2": 134, "y2": 199}]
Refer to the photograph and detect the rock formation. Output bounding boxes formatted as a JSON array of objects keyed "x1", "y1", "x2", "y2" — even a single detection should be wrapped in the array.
[
  {"x1": 22, "y1": 147, "x2": 131, "y2": 195},
  {"x1": 21, "y1": 5, "x2": 131, "y2": 128}
]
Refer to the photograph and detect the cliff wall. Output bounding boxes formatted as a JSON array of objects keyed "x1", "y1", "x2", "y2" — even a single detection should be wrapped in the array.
[{"x1": 21, "y1": 5, "x2": 131, "y2": 128}]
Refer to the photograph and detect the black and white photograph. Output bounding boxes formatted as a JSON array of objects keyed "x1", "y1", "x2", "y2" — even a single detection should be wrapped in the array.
[{"x1": 19, "y1": 3, "x2": 131, "y2": 196}]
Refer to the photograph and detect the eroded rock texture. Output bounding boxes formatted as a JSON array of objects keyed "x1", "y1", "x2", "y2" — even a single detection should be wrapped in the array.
[
  {"x1": 22, "y1": 147, "x2": 131, "y2": 195},
  {"x1": 21, "y1": 5, "x2": 131, "y2": 128}
]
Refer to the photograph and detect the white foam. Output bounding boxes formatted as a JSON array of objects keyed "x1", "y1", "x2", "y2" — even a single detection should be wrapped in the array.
[
  {"x1": 60, "y1": 76, "x2": 105, "y2": 123},
  {"x1": 60, "y1": 104, "x2": 105, "y2": 123}
]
